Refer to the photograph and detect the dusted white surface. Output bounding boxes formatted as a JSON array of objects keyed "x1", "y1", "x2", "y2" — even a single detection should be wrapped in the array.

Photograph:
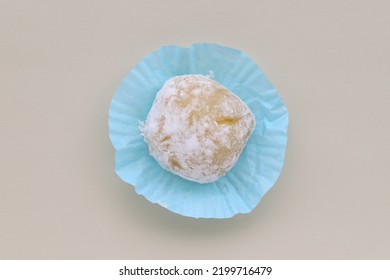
[
  {"x1": 141, "y1": 74, "x2": 257, "y2": 185},
  {"x1": 1, "y1": 0, "x2": 390, "y2": 259}
]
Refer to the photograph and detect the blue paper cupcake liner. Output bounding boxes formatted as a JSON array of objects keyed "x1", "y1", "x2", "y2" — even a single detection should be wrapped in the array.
[{"x1": 109, "y1": 43, "x2": 288, "y2": 218}]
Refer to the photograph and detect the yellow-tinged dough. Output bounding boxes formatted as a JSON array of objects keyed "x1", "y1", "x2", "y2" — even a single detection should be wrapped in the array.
[{"x1": 141, "y1": 75, "x2": 255, "y2": 183}]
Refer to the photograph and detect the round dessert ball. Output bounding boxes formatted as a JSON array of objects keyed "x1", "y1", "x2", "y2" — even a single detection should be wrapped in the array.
[{"x1": 142, "y1": 75, "x2": 255, "y2": 184}]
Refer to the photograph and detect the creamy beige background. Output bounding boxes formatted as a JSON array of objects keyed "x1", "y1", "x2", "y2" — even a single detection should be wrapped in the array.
[{"x1": 1, "y1": 0, "x2": 389, "y2": 259}]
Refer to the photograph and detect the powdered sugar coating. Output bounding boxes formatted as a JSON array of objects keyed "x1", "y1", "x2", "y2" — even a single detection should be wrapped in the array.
[{"x1": 141, "y1": 75, "x2": 255, "y2": 183}]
